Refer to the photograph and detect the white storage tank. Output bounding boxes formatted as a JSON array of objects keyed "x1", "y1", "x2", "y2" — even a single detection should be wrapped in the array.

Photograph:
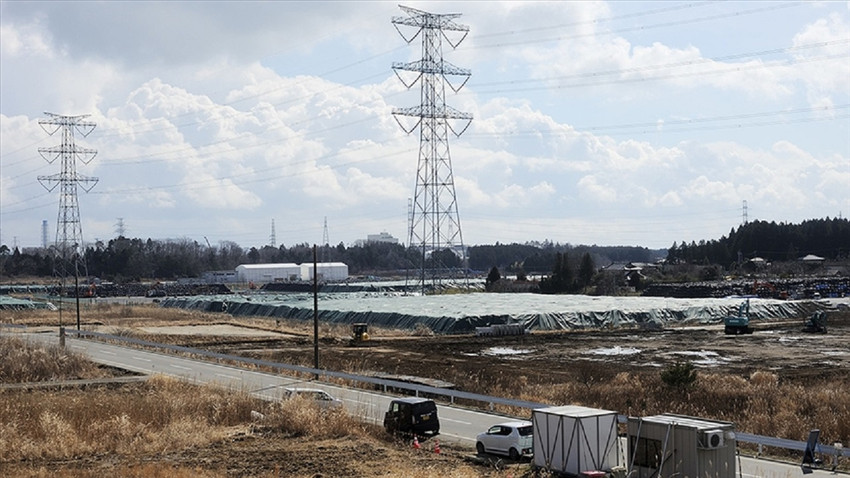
[
  {"x1": 300, "y1": 262, "x2": 349, "y2": 282},
  {"x1": 532, "y1": 405, "x2": 621, "y2": 476},
  {"x1": 235, "y1": 263, "x2": 300, "y2": 284},
  {"x1": 627, "y1": 414, "x2": 736, "y2": 478}
]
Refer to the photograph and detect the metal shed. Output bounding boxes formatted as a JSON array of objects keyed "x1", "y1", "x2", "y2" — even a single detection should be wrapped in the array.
[
  {"x1": 627, "y1": 414, "x2": 736, "y2": 478},
  {"x1": 532, "y1": 405, "x2": 621, "y2": 476}
]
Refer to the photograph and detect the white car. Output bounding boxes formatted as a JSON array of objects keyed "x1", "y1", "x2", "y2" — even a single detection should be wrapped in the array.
[
  {"x1": 283, "y1": 387, "x2": 343, "y2": 410},
  {"x1": 476, "y1": 420, "x2": 533, "y2": 460}
]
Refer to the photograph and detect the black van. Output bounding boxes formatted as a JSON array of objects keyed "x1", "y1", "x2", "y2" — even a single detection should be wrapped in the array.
[{"x1": 383, "y1": 397, "x2": 440, "y2": 436}]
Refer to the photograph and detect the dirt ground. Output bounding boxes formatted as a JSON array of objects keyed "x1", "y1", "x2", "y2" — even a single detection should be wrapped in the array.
[
  {"x1": 6, "y1": 428, "x2": 502, "y2": 478},
  {"x1": 156, "y1": 310, "x2": 850, "y2": 389}
]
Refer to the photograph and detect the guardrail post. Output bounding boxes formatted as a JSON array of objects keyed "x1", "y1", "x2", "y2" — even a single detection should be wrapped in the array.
[{"x1": 758, "y1": 443, "x2": 762, "y2": 456}]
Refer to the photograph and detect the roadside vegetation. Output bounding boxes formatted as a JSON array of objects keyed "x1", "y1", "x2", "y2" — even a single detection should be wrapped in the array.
[
  {"x1": 0, "y1": 334, "x2": 518, "y2": 477},
  {"x1": 0, "y1": 335, "x2": 106, "y2": 383}
]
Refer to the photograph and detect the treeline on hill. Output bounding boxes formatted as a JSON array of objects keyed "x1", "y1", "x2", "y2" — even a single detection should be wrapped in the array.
[
  {"x1": 667, "y1": 218, "x2": 850, "y2": 265},
  {"x1": 0, "y1": 236, "x2": 660, "y2": 283},
  {"x1": 467, "y1": 242, "x2": 661, "y2": 273}
]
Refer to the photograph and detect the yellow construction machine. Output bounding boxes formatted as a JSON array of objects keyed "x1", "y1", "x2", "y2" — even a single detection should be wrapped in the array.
[{"x1": 350, "y1": 323, "x2": 371, "y2": 345}]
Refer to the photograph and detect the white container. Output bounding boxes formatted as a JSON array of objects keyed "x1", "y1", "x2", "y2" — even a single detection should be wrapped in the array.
[{"x1": 532, "y1": 405, "x2": 620, "y2": 475}]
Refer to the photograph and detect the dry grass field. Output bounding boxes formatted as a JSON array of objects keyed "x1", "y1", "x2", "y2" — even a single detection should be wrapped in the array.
[{"x1": 2, "y1": 300, "x2": 848, "y2": 475}]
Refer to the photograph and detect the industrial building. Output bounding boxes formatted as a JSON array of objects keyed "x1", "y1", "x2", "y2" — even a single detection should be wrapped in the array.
[
  {"x1": 234, "y1": 262, "x2": 348, "y2": 284},
  {"x1": 300, "y1": 262, "x2": 349, "y2": 282},
  {"x1": 355, "y1": 231, "x2": 400, "y2": 246},
  {"x1": 627, "y1": 414, "x2": 736, "y2": 478},
  {"x1": 235, "y1": 263, "x2": 301, "y2": 283}
]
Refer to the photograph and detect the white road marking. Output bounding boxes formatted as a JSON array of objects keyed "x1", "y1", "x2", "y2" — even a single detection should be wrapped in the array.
[
  {"x1": 131, "y1": 356, "x2": 152, "y2": 362},
  {"x1": 170, "y1": 364, "x2": 192, "y2": 371},
  {"x1": 215, "y1": 373, "x2": 239, "y2": 379},
  {"x1": 100, "y1": 350, "x2": 116, "y2": 355}
]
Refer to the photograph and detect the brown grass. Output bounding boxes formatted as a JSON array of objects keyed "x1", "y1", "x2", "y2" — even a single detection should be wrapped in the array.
[
  {"x1": 0, "y1": 333, "x2": 515, "y2": 477},
  {"x1": 0, "y1": 336, "x2": 107, "y2": 383},
  {"x1": 0, "y1": 376, "x2": 256, "y2": 460}
]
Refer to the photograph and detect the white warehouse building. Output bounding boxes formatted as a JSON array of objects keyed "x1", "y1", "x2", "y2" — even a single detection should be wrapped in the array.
[
  {"x1": 235, "y1": 263, "x2": 301, "y2": 283},
  {"x1": 300, "y1": 262, "x2": 349, "y2": 282},
  {"x1": 235, "y1": 262, "x2": 349, "y2": 284}
]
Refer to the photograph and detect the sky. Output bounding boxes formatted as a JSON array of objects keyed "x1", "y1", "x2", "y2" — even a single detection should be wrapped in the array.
[{"x1": 1, "y1": 1, "x2": 848, "y2": 252}]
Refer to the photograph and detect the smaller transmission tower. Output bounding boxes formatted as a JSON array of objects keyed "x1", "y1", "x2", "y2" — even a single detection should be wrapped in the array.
[
  {"x1": 270, "y1": 219, "x2": 277, "y2": 248},
  {"x1": 41, "y1": 220, "x2": 49, "y2": 249},
  {"x1": 321, "y1": 217, "x2": 330, "y2": 263},
  {"x1": 742, "y1": 200, "x2": 749, "y2": 226},
  {"x1": 115, "y1": 217, "x2": 126, "y2": 238},
  {"x1": 37, "y1": 112, "x2": 98, "y2": 298},
  {"x1": 392, "y1": 5, "x2": 472, "y2": 294}
]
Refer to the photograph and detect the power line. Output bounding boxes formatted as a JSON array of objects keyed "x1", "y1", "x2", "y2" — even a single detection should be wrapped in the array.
[{"x1": 469, "y1": 2, "x2": 803, "y2": 51}]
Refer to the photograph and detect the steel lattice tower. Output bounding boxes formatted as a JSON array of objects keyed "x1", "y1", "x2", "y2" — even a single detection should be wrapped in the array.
[
  {"x1": 37, "y1": 112, "x2": 98, "y2": 291},
  {"x1": 392, "y1": 5, "x2": 472, "y2": 293}
]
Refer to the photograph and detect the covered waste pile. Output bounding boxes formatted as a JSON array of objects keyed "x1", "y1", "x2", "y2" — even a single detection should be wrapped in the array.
[{"x1": 158, "y1": 293, "x2": 823, "y2": 334}]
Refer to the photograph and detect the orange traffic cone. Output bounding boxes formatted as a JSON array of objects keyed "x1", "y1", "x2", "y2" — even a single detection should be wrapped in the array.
[
  {"x1": 412, "y1": 436, "x2": 421, "y2": 449},
  {"x1": 433, "y1": 439, "x2": 441, "y2": 454}
]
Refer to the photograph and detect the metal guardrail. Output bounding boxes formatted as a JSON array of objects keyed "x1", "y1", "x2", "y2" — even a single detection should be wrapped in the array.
[
  {"x1": 7, "y1": 324, "x2": 849, "y2": 460},
  {"x1": 737, "y1": 432, "x2": 849, "y2": 459}
]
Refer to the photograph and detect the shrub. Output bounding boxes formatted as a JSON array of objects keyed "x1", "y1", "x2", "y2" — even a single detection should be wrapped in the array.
[{"x1": 660, "y1": 361, "x2": 697, "y2": 389}]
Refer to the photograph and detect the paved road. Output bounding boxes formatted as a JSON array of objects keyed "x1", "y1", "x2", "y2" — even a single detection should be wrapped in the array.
[{"x1": 17, "y1": 330, "x2": 846, "y2": 478}]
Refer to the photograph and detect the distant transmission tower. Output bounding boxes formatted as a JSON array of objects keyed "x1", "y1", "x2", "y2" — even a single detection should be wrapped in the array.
[
  {"x1": 742, "y1": 200, "x2": 749, "y2": 226},
  {"x1": 321, "y1": 216, "x2": 329, "y2": 263},
  {"x1": 115, "y1": 217, "x2": 126, "y2": 237},
  {"x1": 270, "y1": 219, "x2": 277, "y2": 248},
  {"x1": 392, "y1": 5, "x2": 472, "y2": 294},
  {"x1": 41, "y1": 220, "x2": 49, "y2": 249},
  {"x1": 37, "y1": 112, "x2": 98, "y2": 300}
]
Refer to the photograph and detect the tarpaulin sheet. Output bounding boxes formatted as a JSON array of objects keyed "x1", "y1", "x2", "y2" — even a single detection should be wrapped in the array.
[{"x1": 159, "y1": 293, "x2": 825, "y2": 334}]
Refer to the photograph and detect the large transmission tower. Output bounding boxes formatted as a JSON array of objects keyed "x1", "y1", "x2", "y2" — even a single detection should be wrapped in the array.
[
  {"x1": 37, "y1": 112, "x2": 98, "y2": 291},
  {"x1": 392, "y1": 5, "x2": 472, "y2": 294}
]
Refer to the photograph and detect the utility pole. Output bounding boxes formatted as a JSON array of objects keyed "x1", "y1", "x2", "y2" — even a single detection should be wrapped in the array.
[
  {"x1": 312, "y1": 244, "x2": 319, "y2": 378},
  {"x1": 37, "y1": 112, "x2": 98, "y2": 331},
  {"x1": 392, "y1": 5, "x2": 472, "y2": 294}
]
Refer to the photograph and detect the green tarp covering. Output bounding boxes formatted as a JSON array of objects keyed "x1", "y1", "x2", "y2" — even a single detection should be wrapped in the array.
[{"x1": 159, "y1": 293, "x2": 826, "y2": 334}]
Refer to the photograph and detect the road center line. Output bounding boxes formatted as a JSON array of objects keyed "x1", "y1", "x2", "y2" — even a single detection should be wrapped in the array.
[
  {"x1": 131, "y1": 356, "x2": 152, "y2": 362},
  {"x1": 170, "y1": 364, "x2": 192, "y2": 370},
  {"x1": 100, "y1": 350, "x2": 116, "y2": 355},
  {"x1": 215, "y1": 373, "x2": 239, "y2": 379}
]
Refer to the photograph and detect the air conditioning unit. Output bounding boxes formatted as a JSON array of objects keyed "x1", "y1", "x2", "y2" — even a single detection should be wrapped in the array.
[{"x1": 702, "y1": 429, "x2": 725, "y2": 449}]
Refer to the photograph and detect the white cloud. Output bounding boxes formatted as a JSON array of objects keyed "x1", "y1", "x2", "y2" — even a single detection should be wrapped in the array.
[
  {"x1": 1, "y1": 1, "x2": 848, "y2": 250},
  {"x1": 577, "y1": 175, "x2": 618, "y2": 203}
]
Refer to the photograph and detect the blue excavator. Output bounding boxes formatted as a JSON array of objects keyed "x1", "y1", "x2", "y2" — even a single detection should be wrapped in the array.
[{"x1": 724, "y1": 299, "x2": 754, "y2": 335}]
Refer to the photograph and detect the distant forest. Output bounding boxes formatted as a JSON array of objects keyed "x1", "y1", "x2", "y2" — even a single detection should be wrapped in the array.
[
  {"x1": 1, "y1": 236, "x2": 661, "y2": 282},
  {"x1": 666, "y1": 217, "x2": 850, "y2": 265},
  {"x1": 0, "y1": 217, "x2": 845, "y2": 282}
]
